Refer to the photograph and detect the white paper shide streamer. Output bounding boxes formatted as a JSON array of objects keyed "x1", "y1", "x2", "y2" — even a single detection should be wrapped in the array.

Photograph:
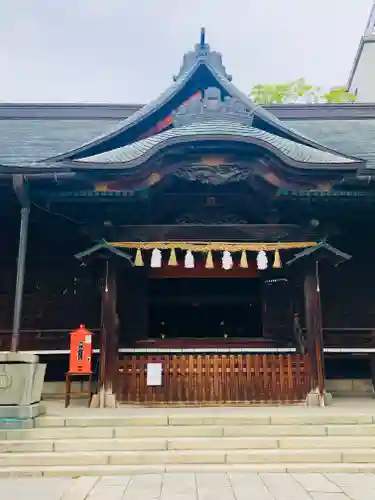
[
  {"x1": 222, "y1": 250, "x2": 233, "y2": 270},
  {"x1": 184, "y1": 250, "x2": 195, "y2": 268},
  {"x1": 150, "y1": 248, "x2": 162, "y2": 268},
  {"x1": 256, "y1": 250, "x2": 268, "y2": 270}
]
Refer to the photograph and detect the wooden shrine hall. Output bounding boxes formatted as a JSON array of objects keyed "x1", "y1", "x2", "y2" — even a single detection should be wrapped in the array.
[{"x1": 1, "y1": 29, "x2": 375, "y2": 406}]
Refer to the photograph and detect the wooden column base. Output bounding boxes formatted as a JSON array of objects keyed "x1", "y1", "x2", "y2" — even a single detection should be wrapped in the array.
[{"x1": 305, "y1": 388, "x2": 333, "y2": 407}]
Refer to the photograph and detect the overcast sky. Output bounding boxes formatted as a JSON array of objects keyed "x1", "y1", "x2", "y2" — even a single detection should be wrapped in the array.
[{"x1": 0, "y1": 0, "x2": 373, "y2": 104}]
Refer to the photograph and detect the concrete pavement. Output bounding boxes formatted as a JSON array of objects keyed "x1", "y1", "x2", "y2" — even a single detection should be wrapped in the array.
[{"x1": 0, "y1": 472, "x2": 375, "y2": 499}]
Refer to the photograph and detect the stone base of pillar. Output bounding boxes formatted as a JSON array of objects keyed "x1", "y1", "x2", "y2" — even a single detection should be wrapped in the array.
[
  {"x1": 0, "y1": 352, "x2": 46, "y2": 428},
  {"x1": 0, "y1": 402, "x2": 46, "y2": 429},
  {"x1": 90, "y1": 387, "x2": 117, "y2": 408},
  {"x1": 305, "y1": 388, "x2": 333, "y2": 407}
]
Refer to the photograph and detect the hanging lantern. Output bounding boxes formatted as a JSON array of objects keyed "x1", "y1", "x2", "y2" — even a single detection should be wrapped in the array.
[
  {"x1": 257, "y1": 250, "x2": 268, "y2": 270},
  {"x1": 150, "y1": 248, "x2": 162, "y2": 268},
  {"x1": 273, "y1": 249, "x2": 282, "y2": 268},
  {"x1": 205, "y1": 251, "x2": 214, "y2": 268},
  {"x1": 239, "y1": 250, "x2": 248, "y2": 268},
  {"x1": 168, "y1": 248, "x2": 178, "y2": 266},
  {"x1": 222, "y1": 250, "x2": 233, "y2": 270},
  {"x1": 184, "y1": 250, "x2": 195, "y2": 268}
]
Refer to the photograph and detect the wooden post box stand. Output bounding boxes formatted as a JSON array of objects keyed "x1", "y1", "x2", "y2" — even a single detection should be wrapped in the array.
[{"x1": 65, "y1": 325, "x2": 94, "y2": 408}]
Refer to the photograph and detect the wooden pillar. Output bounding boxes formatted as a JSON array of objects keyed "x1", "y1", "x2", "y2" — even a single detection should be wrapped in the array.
[
  {"x1": 95, "y1": 259, "x2": 118, "y2": 408},
  {"x1": 303, "y1": 262, "x2": 325, "y2": 400}
]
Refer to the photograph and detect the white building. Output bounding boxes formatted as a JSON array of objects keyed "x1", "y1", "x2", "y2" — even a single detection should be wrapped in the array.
[{"x1": 347, "y1": 2, "x2": 375, "y2": 101}]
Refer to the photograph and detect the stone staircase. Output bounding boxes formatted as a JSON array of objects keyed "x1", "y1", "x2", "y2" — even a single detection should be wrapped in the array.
[{"x1": 2, "y1": 410, "x2": 375, "y2": 476}]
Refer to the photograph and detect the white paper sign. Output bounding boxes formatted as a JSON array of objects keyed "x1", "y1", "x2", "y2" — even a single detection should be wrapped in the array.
[{"x1": 147, "y1": 363, "x2": 163, "y2": 386}]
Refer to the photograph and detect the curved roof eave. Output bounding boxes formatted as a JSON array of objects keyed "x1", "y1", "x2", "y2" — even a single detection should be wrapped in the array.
[
  {"x1": 44, "y1": 61, "x2": 204, "y2": 163},
  {"x1": 69, "y1": 128, "x2": 362, "y2": 175},
  {"x1": 0, "y1": 162, "x2": 72, "y2": 175},
  {"x1": 205, "y1": 64, "x2": 362, "y2": 162},
  {"x1": 43, "y1": 56, "x2": 362, "y2": 164}
]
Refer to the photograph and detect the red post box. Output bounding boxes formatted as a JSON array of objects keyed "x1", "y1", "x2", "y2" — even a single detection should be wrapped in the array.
[{"x1": 69, "y1": 325, "x2": 93, "y2": 373}]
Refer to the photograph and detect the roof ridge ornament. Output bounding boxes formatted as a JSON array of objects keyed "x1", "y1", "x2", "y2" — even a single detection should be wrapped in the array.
[
  {"x1": 172, "y1": 87, "x2": 254, "y2": 127},
  {"x1": 200, "y1": 27, "x2": 206, "y2": 49},
  {"x1": 173, "y1": 27, "x2": 232, "y2": 81}
]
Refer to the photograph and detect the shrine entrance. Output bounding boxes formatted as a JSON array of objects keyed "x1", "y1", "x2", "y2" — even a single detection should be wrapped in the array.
[
  {"x1": 148, "y1": 276, "x2": 263, "y2": 340},
  {"x1": 116, "y1": 250, "x2": 298, "y2": 348}
]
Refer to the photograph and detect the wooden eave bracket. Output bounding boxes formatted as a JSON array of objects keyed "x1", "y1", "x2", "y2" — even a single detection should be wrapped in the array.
[
  {"x1": 286, "y1": 241, "x2": 351, "y2": 268},
  {"x1": 74, "y1": 240, "x2": 134, "y2": 265}
]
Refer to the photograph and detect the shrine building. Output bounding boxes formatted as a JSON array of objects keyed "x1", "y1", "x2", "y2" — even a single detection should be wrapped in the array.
[{"x1": 1, "y1": 29, "x2": 375, "y2": 405}]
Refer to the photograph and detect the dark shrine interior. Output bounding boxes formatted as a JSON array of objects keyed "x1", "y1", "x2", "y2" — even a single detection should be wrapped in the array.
[{"x1": 148, "y1": 277, "x2": 263, "y2": 339}]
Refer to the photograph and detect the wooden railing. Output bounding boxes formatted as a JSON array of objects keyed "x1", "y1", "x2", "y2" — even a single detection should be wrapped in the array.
[{"x1": 117, "y1": 354, "x2": 312, "y2": 404}]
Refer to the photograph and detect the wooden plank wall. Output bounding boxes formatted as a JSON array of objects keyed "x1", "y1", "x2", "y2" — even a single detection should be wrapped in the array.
[{"x1": 117, "y1": 354, "x2": 312, "y2": 404}]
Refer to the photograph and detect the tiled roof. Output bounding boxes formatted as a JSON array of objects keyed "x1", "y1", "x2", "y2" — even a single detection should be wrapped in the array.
[
  {"x1": 0, "y1": 119, "x2": 117, "y2": 165},
  {"x1": 0, "y1": 116, "x2": 373, "y2": 169},
  {"x1": 288, "y1": 119, "x2": 375, "y2": 167},
  {"x1": 75, "y1": 120, "x2": 358, "y2": 167}
]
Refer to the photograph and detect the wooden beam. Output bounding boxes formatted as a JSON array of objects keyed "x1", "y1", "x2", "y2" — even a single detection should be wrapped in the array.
[{"x1": 116, "y1": 224, "x2": 317, "y2": 243}]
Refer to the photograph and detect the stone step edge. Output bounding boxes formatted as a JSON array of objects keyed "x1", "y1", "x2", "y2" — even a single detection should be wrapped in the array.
[
  {"x1": 3, "y1": 448, "x2": 375, "y2": 457},
  {"x1": 34, "y1": 417, "x2": 375, "y2": 427},
  {"x1": 4, "y1": 436, "x2": 375, "y2": 451},
  {"x1": 2, "y1": 463, "x2": 375, "y2": 477},
  {"x1": 11, "y1": 424, "x2": 375, "y2": 434}
]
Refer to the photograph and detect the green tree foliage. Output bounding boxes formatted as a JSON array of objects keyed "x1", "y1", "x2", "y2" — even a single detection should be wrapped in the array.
[
  {"x1": 250, "y1": 78, "x2": 357, "y2": 104},
  {"x1": 320, "y1": 87, "x2": 357, "y2": 103}
]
